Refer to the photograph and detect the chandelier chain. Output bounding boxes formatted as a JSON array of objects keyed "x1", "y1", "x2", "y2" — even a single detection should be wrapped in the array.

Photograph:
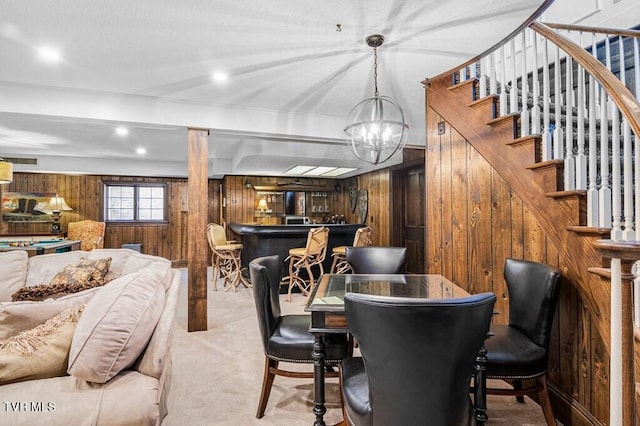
[{"x1": 373, "y1": 46, "x2": 379, "y2": 97}]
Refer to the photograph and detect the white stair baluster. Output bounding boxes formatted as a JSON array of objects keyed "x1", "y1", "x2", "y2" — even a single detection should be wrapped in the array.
[
  {"x1": 587, "y1": 34, "x2": 599, "y2": 226},
  {"x1": 520, "y1": 30, "x2": 530, "y2": 137},
  {"x1": 510, "y1": 39, "x2": 518, "y2": 115},
  {"x1": 553, "y1": 44, "x2": 564, "y2": 161},
  {"x1": 575, "y1": 62, "x2": 587, "y2": 190},
  {"x1": 599, "y1": 89, "x2": 611, "y2": 228},
  {"x1": 564, "y1": 55, "x2": 576, "y2": 191},
  {"x1": 479, "y1": 57, "x2": 487, "y2": 99},
  {"x1": 611, "y1": 101, "x2": 622, "y2": 240},
  {"x1": 542, "y1": 38, "x2": 552, "y2": 161},
  {"x1": 489, "y1": 52, "x2": 498, "y2": 97},
  {"x1": 531, "y1": 31, "x2": 541, "y2": 135},
  {"x1": 500, "y1": 45, "x2": 508, "y2": 116}
]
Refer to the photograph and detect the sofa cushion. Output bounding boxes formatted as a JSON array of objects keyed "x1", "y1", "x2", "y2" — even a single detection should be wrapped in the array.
[
  {"x1": 68, "y1": 268, "x2": 166, "y2": 383},
  {"x1": 0, "y1": 288, "x2": 99, "y2": 340},
  {"x1": 0, "y1": 251, "x2": 29, "y2": 302},
  {"x1": 0, "y1": 304, "x2": 84, "y2": 385}
]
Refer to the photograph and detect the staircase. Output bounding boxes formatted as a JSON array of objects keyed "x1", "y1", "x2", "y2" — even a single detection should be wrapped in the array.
[{"x1": 426, "y1": 21, "x2": 640, "y2": 426}]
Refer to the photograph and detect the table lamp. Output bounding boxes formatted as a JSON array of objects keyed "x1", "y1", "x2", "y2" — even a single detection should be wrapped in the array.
[
  {"x1": 257, "y1": 198, "x2": 269, "y2": 224},
  {"x1": 40, "y1": 196, "x2": 73, "y2": 233}
]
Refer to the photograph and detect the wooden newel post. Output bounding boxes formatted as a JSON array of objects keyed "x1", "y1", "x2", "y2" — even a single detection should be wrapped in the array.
[
  {"x1": 593, "y1": 239, "x2": 640, "y2": 426},
  {"x1": 187, "y1": 128, "x2": 209, "y2": 332}
]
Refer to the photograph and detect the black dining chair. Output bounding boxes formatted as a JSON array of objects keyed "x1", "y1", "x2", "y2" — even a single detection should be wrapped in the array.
[
  {"x1": 341, "y1": 291, "x2": 496, "y2": 426},
  {"x1": 248, "y1": 255, "x2": 350, "y2": 418},
  {"x1": 484, "y1": 258, "x2": 561, "y2": 426},
  {"x1": 344, "y1": 246, "x2": 407, "y2": 274}
]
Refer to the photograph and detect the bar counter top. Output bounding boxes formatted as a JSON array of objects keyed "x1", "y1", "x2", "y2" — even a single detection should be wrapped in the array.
[{"x1": 228, "y1": 223, "x2": 365, "y2": 279}]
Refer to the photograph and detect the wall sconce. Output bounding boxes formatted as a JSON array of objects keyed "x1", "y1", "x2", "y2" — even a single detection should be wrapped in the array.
[
  {"x1": 39, "y1": 195, "x2": 73, "y2": 233},
  {"x1": 0, "y1": 159, "x2": 13, "y2": 184},
  {"x1": 244, "y1": 179, "x2": 253, "y2": 189}
]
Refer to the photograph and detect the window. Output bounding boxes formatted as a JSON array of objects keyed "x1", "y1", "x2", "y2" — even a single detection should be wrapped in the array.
[{"x1": 104, "y1": 183, "x2": 166, "y2": 222}]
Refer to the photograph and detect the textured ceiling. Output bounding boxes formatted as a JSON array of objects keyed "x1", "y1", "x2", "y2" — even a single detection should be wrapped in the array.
[{"x1": 0, "y1": 0, "x2": 549, "y2": 178}]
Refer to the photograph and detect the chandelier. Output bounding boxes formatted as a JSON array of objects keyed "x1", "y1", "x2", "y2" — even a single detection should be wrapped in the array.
[{"x1": 344, "y1": 34, "x2": 408, "y2": 165}]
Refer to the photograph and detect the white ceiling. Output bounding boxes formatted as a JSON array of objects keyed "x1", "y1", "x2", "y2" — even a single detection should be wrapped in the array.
[{"x1": 0, "y1": 0, "x2": 550, "y2": 179}]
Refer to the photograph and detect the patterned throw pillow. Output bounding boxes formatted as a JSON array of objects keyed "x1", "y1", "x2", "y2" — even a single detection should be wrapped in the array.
[
  {"x1": 0, "y1": 304, "x2": 85, "y2": 384},
  {"x1": 49, "y1": 257, "x2": 112, "y2": 286},
  {"x1": 11, "y1": 257, "x2": 113, "y2": 301}
]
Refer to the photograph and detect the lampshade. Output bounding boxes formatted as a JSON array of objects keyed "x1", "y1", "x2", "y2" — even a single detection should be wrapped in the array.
[
  {"x1": 0, "y1": 159, "x2": 13, "y2": 184},
  {"x1": 257, "y1": 198, "x2": 269, "y2": 211},
  {"x1": 40, "y1": 196, "x2": 73, "y2": 213},
  {"x1": 344, "y1": 34, "x2": 408, "y2": 165}
]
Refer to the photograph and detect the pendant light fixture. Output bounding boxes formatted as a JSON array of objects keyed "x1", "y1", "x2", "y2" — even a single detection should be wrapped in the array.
[{"x1": 344, "y1": 34, "x2": 408, "y2": 165}]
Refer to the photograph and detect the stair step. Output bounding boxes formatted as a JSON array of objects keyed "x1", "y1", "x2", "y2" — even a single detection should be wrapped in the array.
[
  {"x1": 468, "y1": 95, "x2": 499, "y2": 120},
  {"x1": 588, "y1": 266, "x2": 634, "y2": 280},
  {"x1": 507, "y1": 135, "x2": 542, "y2": 162},
  {"x1": 487, "y1": 114, "x2": 520, "y2": 139},
  {"x1": 448, "y1": 78, "x2": 477, "y2": 99},
  {"x1": 566, "y1": 225, "x2": 611, "y2": 237},
  {"x1": 527, "y1": 160, "x2": 565, "y2": 192},
  {"x1": 547, "y1": 190, "x2": 587, "y2": 226}
]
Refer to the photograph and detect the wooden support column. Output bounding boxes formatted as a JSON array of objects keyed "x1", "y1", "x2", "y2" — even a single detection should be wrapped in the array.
[{"x1": 187, "y1": 128, "x2": 209, "y2": 332}]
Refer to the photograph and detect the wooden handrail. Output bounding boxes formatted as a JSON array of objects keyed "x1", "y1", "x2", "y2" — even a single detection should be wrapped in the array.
[
  {"x1": 530, "y1": 22, "x2": 640, "y2": 139},
  {"x1": 425, "y1": 0, "x2": 555, "y2": 83},
  {"x1": 542, "y1": 22, "x2": 640, "y2": 38}
]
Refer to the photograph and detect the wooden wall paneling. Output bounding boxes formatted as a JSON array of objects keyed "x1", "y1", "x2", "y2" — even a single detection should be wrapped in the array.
[
  {"x1": 523, "y1": 207, "x2": 545, "y2": 263},
  {"x1": 490, "y1": 171, "x2": 512, "y2": 322},
  {"x1": 557, "y1": 269, "x2": 579, "y2": 403},
  {"x1": 591, "y1": 316, "x2": 610, "y2": 422},
  {"x1": 451, "y1": 124, "x2": 469, "y2": 290},
  {"x1": 578, "y1": 303, "x2": 593, "y2": 413},
  {"x1": 510, "y1": 190, "x2": 525, "y2": 260},
  {"x1": 425, "y1": 109, "x2": 443, "y2": 275},
  {"x1": 466, "y1": 141, "x2": 493, "y2": 296},
  {"x1": 546, "y1": 243, "x2": 562, "y2": 386}
]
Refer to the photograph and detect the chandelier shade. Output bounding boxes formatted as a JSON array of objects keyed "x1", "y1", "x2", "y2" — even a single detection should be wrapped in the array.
[{"x1": 344, "y1": 34, "x2": 408, "y2": 165}]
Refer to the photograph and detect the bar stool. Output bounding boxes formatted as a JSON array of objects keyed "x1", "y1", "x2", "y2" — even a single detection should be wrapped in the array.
[
  {"x1": 206, "y1": 223, "x2": 251, "y2": 291},
  {"x1": 285, "y1": 227, "x2": 329, "y2": 302},
  {"x1": 330, "y1": 226, "x2": 372, "y2": 274}
]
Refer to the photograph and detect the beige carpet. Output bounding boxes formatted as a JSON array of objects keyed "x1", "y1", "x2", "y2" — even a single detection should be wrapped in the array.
[{"x1": 163, "y1": 269, "x2": 553, "y2": 425}]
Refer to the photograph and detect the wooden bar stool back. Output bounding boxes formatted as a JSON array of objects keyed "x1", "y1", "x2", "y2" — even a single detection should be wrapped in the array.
[
  {"x1": 206, "y1": 223, "x2": 250, "y2": 291},
  {"x1": 285, "y1": 226, "x2": 329, "y2": 302},
  {"x1": 330, "y1": 226, "x2": 372, "y2": 274}
]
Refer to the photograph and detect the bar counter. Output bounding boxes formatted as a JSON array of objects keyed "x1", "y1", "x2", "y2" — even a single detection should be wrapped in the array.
[{"x1": 228, "y1": 223, "x2": 365, "y2": 279}]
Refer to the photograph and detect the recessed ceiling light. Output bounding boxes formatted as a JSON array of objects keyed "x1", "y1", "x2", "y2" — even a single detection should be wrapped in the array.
[
  {"x1": 37, "y1": 46, "x2": 62, "y2": 63},
  {"x1": 303, "y1": 166, "x2": 337, "y2": 176},
  {"x1": 115, "y1": 126, "x2": 128, "y2": 136},
  {"x1": 284, "y1": 165, "x2": 315, "y2": 175},
  {"x1": 321, "y1": 167, "x2": 357, "y2": 177},
  {"x1": 212, "y1": 71, "x2": 228, "y2": 82},
  {"x1": 136, "y1": 147, "x2": 146, "y2": 155}
]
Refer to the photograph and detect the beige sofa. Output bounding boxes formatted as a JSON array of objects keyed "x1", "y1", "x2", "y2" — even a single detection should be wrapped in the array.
[{"x1": 0, "y1": 248, "x2": 180, "y2": 425}]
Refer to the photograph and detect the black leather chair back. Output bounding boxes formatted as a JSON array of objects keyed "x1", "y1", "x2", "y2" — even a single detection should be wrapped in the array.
[
  {"x1": 345, "y1": 246, "x2": 407, "y2": 274},
  {"x1": 345, "y1": 291, "x2": 496, "y2": 426},
  {"x1": 504, "y1": 258, "x2": 561, "y2": 348},
  {"x1": 249, "y1": 255, "x2": 283, "y2": 352}
]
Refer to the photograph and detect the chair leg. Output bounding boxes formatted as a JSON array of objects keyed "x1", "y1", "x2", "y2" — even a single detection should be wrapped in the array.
[
  {"x1": 513, "y1": 379, "x2": 525, "y2": 403},
  {"x1": 330, "y1": 254, "x2": 340, "y2": 274},
  {"x1": 256, "y1": 357, "x2": 278, "y2": 419},
  {"x1": 536, "y1": 376, "x2": 556, "y2": 426}
]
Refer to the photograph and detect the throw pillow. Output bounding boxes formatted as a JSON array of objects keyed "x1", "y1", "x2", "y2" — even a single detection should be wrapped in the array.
[
  {"x1": 67, "y1": 268, "x2": 166, "y2": 383},
  {"x1": 10, "y1": 257, "x2": 113, "y2": 301},
  {"x1": 0, "y1": 288, "x2": 100, "y2": 340},
  {"x1": 0, "y1": 251, "x2": 29, "y2": 302},
  {"x1": 48, "y1": 260, "x2": 97, "y2": 287},
  {"x1": 0, "y1": 304, "x2": 85, "y2": 385}
]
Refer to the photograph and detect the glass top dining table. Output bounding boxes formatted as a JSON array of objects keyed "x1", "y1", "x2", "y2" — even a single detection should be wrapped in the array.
[{"x1": 304, "y1": 273, "x2": 488, "y2": 426}]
